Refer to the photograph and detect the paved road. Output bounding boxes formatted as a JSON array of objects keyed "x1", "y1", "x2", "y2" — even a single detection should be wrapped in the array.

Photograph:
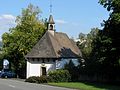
[{"x1": 0, "y1": 79, "x2": 75, "y2": 90}]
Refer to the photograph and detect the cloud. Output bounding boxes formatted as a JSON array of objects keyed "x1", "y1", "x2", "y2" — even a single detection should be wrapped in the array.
[
  {"x1": 55, "y1": 19, "x2": 80, "y2": 27},
  {"x1": 71, "y1": 22, "x2": 80, "y2": 26},
  {"x1": 55, "y1": 19, "x2": 68, "y2": 24},
  {"x1": 1, "y1": 14, "x2": 16, "y2": 20},
  {"x1": 0, "y1": 14, "x2": 16, "y2": 31},
  {"x1": 0, "y1": 14, "x2": 16, "y2": 40},
  {"x1": 0, "y1": 14, "x2": 16, "y2": 30}
]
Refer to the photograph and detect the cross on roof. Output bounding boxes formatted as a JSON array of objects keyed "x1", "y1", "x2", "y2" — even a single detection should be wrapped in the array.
[{"x1": 50, "y1": 0, "x2": 53, "y2": 14}]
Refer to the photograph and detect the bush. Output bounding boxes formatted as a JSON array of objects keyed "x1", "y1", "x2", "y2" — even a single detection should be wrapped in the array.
[
  {"x1": 48, "y1": 69, "x2": 71, "y2": 82},
  {"x1": 64, "y1": 60, "x2": 80, "y2": 81},
  {"x1": 25, "y1": 76, "x2": 47, "y2": 83},
  {"x1": 25, "y1": 76, "x2": 38, "y2": 83},
  {"x1": 37, "y1": 75, "x2": 47, "y2": 83}
]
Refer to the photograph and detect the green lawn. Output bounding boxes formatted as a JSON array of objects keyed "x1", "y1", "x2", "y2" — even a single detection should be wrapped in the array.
[{"x1": 48, "y1": 82, "x2": 120, "y2": 90}]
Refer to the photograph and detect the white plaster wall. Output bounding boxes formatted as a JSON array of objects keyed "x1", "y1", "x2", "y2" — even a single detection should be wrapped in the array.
[
  {"x1": 27, "y1": 61, "x2": 30, "y2": 78},
  {"x1": 27, "y1": 62, "x2": 40, "y2": 78},
  {"x1": 45, "y1": 61, "x2": 56, "y2": 74},
  {"x1": 27, "y1": 60, "x2": 56, "y2": 78}
]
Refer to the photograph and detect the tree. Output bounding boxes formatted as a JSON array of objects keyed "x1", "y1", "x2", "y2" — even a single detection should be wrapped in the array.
[
  {"x1": 76, "y1": 0, "x2": 120, "y2": 82},
  {"x1": 77, "y1": 28, "x2": 99, "y2": 63},
  {"x1": 2, "y1": 4, "x2": 46, "y2": 78},
  {"x1": 82, "y1": 0, "x2": 120, "y2": 81},
  {"x1": 77, "y1": 28, "x2": 100, "y2": 79},
  {"x1": 98, "y1": 0, "x2": 120, "y2": 77},
  {"x1": 0, "y1": 41, "x2": 3, "y2": 70},
  {"x1": 64, "y1": 60, "x2": 79, "y2": 81}
]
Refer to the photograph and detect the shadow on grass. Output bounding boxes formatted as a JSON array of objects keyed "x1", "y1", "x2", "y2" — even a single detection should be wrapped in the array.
[{"x1": 82, "y1": 81, "x2": 120, "y2": 90}]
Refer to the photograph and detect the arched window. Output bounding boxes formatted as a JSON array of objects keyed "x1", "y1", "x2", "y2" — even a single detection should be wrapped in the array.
[{"x1": 50, "y1": 24, "x2": 53, "y2": 30}]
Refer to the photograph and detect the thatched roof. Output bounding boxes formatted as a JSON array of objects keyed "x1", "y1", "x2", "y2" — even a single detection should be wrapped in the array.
[{"x1": 25, "y1": 31, "x2": 82, "y2": 59}]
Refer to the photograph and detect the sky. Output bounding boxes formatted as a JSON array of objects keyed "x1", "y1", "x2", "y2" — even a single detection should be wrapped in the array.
[{"x1": 0, "y1": 0, "x2": 109, "y2": 40}]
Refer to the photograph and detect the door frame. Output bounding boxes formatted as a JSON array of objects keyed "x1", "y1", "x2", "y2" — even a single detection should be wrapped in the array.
[{"x1": 40, "y1": 65, "x2": 47, "y2": 76}]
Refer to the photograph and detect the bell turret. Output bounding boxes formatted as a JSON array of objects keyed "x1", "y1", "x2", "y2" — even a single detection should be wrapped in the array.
[{"x1": 48, "y1": 15, "x2": 55, "y2": 36}]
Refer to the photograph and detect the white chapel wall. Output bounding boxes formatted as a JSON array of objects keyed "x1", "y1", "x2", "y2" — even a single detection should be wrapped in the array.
[{"x1": 27, "y1": 59, "x2": 56, "y2": 78}]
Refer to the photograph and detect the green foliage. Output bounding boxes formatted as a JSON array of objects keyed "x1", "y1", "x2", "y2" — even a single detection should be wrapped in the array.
[
  {"x1": 0, "y1": 53, "x2": 4, "y2": 70},
  {"x1": 38, "y1": 75, "x2": 48, "y2": 83},
  {"x1": 76, "y1": 0, "x2": 120, "y2": 82},
  {"x1": 25, "y1": 76, "x2": 47, "y2": 83},
  {"x1": 25, "y1": 76, "x2": 38, "y2": 83},
  {"x1": 48, "y1": 69, "x2": 71, "y2": 82},
  {"x1": 99, "y1": 0, "x2": 120, "y2": 12},
  {"x1": 2, "y1": 4, "x2": 46, "y2": 78},
  {"x1": 77, "y1": 28, "x2": 99, "y2": 64},
  {"x1": 64, "y1": 60, "x2": 79, "y2": 81},
  {"x1": 97, "y1": 0, "x2": 120, "y2": 76},
  {"x1": 78, "y1": 0, "x2": 120, "y2": 82},
  {"x1": 0, "y1": 41, "x2": 2, "y2": 48}
]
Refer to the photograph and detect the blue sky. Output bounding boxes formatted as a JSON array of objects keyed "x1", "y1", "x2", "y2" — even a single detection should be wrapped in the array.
[{"x1": 0, "y1": 0, "x2": 109, "y2": 40}]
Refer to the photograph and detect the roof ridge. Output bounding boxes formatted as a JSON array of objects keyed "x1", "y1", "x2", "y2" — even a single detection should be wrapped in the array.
[{"x1": 47, "y1": 32, "x2": 58, "y2": 58}]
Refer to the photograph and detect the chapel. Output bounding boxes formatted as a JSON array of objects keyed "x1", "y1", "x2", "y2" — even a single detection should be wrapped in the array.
[{"x1": 25, "y1": 15, "x2": 82, "y2": 78}]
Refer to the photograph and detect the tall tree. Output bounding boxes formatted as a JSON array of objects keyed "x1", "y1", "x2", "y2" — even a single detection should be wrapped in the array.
[
  {"x1": 98, "y1": 0, "x2": 120, "y2": 76},
  {"x1": 77, "y1": 28, "x2": 99, "y2": 62},
  {"x1": 77, "y1": 28, "x2": 99, "y2": 78},
  {"x1": 64, "y1": 60, "x2": 79, "y2": 81},
  {"x1": 84, "y1": 0, "x2": 120, "y2": 81},
  {"x1": 2, "y1": 4, "x2": 46, "y2": 78}
]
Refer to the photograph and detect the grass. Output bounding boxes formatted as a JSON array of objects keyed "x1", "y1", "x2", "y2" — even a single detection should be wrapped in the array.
[{"x1": 48, "y1": 82, "x2": 120, "y2": 90}]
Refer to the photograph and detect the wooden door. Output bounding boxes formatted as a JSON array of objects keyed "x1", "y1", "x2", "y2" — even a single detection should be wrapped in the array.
[{"x1": 41, "y1": 67, "x2": 46, "y2": 76}]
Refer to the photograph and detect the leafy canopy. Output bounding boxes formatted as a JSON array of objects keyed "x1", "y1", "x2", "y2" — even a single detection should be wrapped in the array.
[{"x1": 2, "y1": 4, "x2": 46, "y2": 77}]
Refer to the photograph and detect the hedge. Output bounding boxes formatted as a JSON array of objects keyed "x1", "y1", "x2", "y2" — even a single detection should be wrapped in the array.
[
  {"x1": 48, "y1": 69, "x2": 71, "y2": 82},
  {"x1": 25, "y1": 75, "x2": 47, "y2": 83}
]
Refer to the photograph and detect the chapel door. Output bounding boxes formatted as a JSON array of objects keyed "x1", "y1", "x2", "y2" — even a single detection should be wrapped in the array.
[{"x1": 41, "y1": 67, "x2": 46, "y2": 76}]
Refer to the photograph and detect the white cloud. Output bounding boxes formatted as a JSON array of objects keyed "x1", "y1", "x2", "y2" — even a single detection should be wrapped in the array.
[
  {"x1": 71, "y1": 22, "x2": 80, "y2": 26},
  {"x1": 2, "y1": 14, "x2": 16, "y2": 20},
  {"x1": 0, "y1": 14, "x2": 16, "y2": 40},
  {"x1": 55, "y1": 19, "x2": 68, "y2": 24},
  {"x1": 0, "y1": 14, "x2": 16, "y2": 30},
  {"x1": 55, "y1": 19, "x2": 80, "y2": 27}
]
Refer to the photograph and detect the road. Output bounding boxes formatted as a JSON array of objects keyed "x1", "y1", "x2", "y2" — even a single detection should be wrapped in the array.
[{"x1": 0, "y1": 79, "x2": 75, "y2": 90}]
